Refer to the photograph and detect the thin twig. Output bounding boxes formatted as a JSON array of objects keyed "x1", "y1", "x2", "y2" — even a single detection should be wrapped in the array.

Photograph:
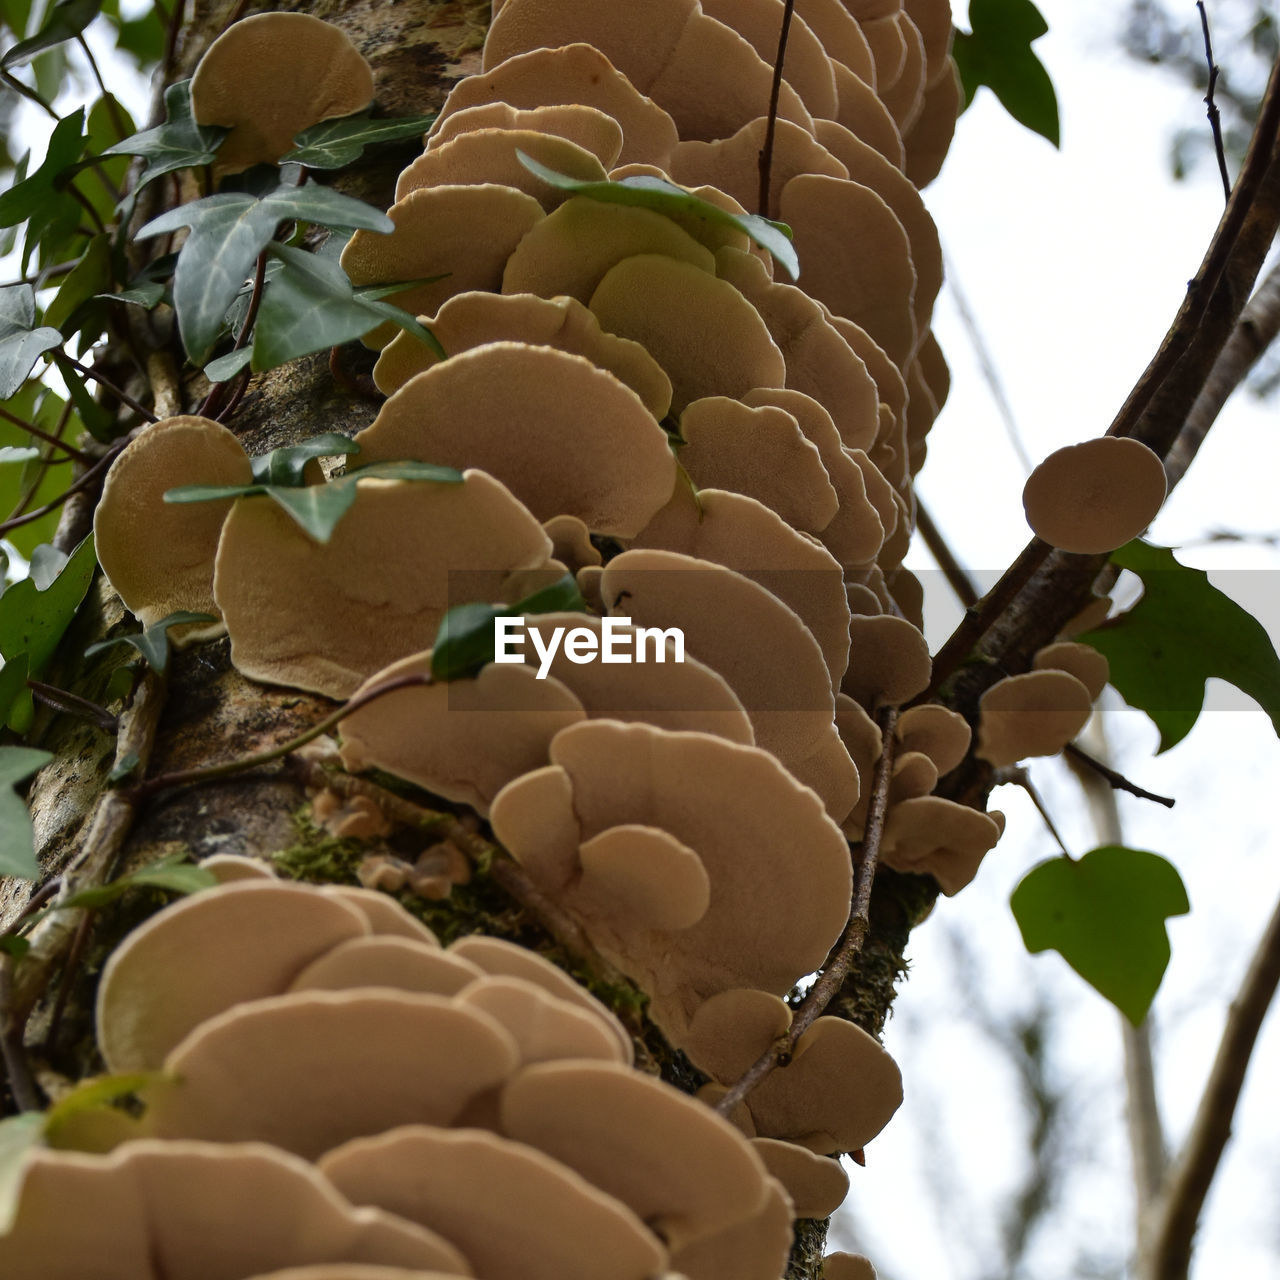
[
  {"x1": 1008, "y1": 768, "x2": 1071, "y2": 855},
  {"x1": 1, "y1": 69, "x2": 58, "y2": 119},
  {"x1": 1197, "y1": 2, "x2": 1233, "y2": 203},
  {"x1": 717, "y1": 706, "x2": 899, "y2": 1117},
  {"x1": 0, "y1": 405, "x2": 90, "y2": 465},
  {"x1": 26, "y1": 680, "x2": 119, "y2": 732},
  {"x1": 0, "y1": 440, "x2": 127, "y2": 537},
  {"x1": 1143, "y1": 891, "x2": 1280, "y2": 1279},
  {"x1": 213, "y1": 366, "x2": 251, "y2": 424},
  {"x1": 1063, "y1": 742, "x2": 1176, "y2": 809},
  {"x1": 757, "y1": 0, "x2": 796, "y2": 217},
  {"x1": 55, "y1": 352, "x2": 158, "y2": 423},
  {"x1": 126, "y1": 673, "x2": 434, "y2": 803},
  {"x1": 75, "y1": 34, "x2": 129, "y2": 143}
]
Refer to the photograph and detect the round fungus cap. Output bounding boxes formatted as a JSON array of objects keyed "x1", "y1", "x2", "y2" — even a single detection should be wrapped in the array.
[
  {"x1": 976, "y1": 669, "x2": 1094, "y2": 767},
  {"x1": 320, "y1": 1125, "x2": 666, "y2": 1280},
  {"x1": 666, "y1": 1176, "x2": 795, "y2": 1280},
  {"x1": 822, "y1": 1254, "x2": 880, "y2": 1280},
  {"x1": 903, "y1": 56, "x2": 962, "y2": 187},
  {"x1": 750, "y1": 1138, "x2": 850, "y2": 1220},
  {"x1": 95, "y1": 880, "x2": 370, "y2": 1072},
  {"x1": 435, "y1": 44, "x2": 679, "y2": 167},
  {"x1": 285, "y1": 936, "x2": 484, "y2": 999},
  {"x1": 1022, "y1": 436, "x2": 1167, "y2": 554},
  {"x1": 1033, "y1": 641, "x2": 1110, "y2": 701},
  {"x1": 879, "y1": 795, "x2": 1004, "y2": 895},
  {"x1": 425, "y1": 102, "x2": 625, "y2": 168},
  {"x1": 93, "y1": 416, "x2": 252, "y2": 638},
  {"x1": 352, "y1": 344, "x2": 675, "y2": 537},
  {"x1": 895, "y1": 704, "x2": 970, "y2": 775},
  {"x1": 190, "y1": 14, "x2": 374, "y2": 173}
]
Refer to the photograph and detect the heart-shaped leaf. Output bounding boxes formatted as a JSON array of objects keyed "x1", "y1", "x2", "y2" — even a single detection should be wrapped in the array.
[
  {"x1": 0, "y1": 284, "x2": 63, "y2": 399},
  {"x1": 102, "y1": 79, "x2": 227, "y2": 191},
  {"x1": 1011, "y1": 845, "x2": 1189, "y2": 1024},
  {"x1": 0, "y1": 0, "x2": 100, "y2": 69},
  {"x1": 84, "y1": 611, "x2": 218, "y2": 677}
]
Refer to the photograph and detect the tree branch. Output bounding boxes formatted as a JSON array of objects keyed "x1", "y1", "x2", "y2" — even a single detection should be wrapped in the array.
[
  {"x1": 1143, "y1": 891, "x2": 1280, "y2": 1279},
  {"x1": 716, "y1": 706, "x2": 899, "y2": 1117},
  {"x1": 757, "y1": 0, "x2": 796, "y2": 217}
]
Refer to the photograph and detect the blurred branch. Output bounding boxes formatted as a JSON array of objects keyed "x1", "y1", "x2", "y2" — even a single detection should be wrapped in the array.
[
  {"x1": 1143, "y1": 890, "x2": 1280, "y2": 1279},
  {"x1": 1197, "y1": 2, "x2": 1233, "y2": 201}
]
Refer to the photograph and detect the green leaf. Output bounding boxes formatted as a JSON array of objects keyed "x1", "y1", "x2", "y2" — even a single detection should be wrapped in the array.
[
  {"x1": 0, "y1": 652, "x2": 30, "y2": 731},
  {"x1": 43, "y1": 1071, "x2": 162, "y2": 1138},
  {"x1": 0, "y1": 534, "x2": 97, "y2": 731},
  {"x1": 430, "y1": 573, "x2": 588, "y2": 682},
  {"x1": 165, "y1": 451, "x2": 462, "y2": 545},
  {"x1": 136, "y1": 182, "x2": 393, "y2": 364},
  {"x1": 59, "y1": 851, "x2": 218, "y2": 909},
  {"x1": 42, "y1": 232, "x2": 111, "y2": 334},
  {"x1": 103, "y1": 280, "x2": 166, "y2": 309},
  {"x1": 0, "y1": 745, "x2": 54, "y2": 879},
  {"x1": 517, "y1": 151, "x2": 800, "y2": 280},
  {"x1": 0, "y1": 446, "x2": 39, "y2": 464},
  {"x1": 204, "y1": 347, "x2": 253, "y2": 383},
  {"x1": 0, "y1": 284, "x2": 63, "y2": 398},
  {"x1": 0, "y1": 1113, "x2": 44, "y2": 1233},
  {"x1": 101, "y1": 79, "x2": 226, "y2": 190},
  {"x1": 1011, "y1": 846, "x2": 1189, "y2": 1024},
  {"x1": 0, "y1": 0, "x2": 99, "y2": 69},
  {"x1": 281, "y1": 111, "x2": 438, "y2": 170},
  {"x1": 84, "y1": 611, "x2": 217, "y2": 676},
  {"x1": 249, "y1": 433, "x2": 359, "y2": 486},
  {"x1": 953, "y1": 0, "x2": 1060, "y2": 147},
  {"x1": 1078, "y1": 540, "x2": 1280, "y2": 751},
  {"x1": 0, "y1": 108, "x2": 86, "y2": 229},
  {"x1": 249, "y1": 243, "x2": 442, "y2": 370},
  {"x1": 0, "y1": 386, "x2": 77, "y2": 554}
]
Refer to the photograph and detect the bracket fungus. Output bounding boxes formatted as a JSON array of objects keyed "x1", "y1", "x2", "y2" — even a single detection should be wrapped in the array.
[
  {"x1": 976, "y1": 669, "x2": 1095, "y2": 767},
  {"x1": 189, "y1": 14, "x2": 374, "y2": 173},
  {"x1": 1022, "y1": 436, "x2": 1168, "y2": 554}
]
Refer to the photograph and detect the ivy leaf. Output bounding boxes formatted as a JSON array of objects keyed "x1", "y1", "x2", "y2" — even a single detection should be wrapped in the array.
[
  {"x1": 0, "y1": 284, "x2": 63, "y2": 398},
  {"x1": 0, "y1": 746, "x2": 54, "y2": 879},
  {"x1": 953, "y1": 0, "x2": 1060, "y2": 147},
  {"x1": 430, "y1": 572, "x2": 588, "y2": 682},
  {"x1": 84, "y1": 611, "x2": 218, "y2": 677},
  {"x1": 0, "y1": 108, "x2": 85, "y2": 229},
  {"x1": 165, "y1": 443, "x2": 462, "y2": 545},
  {"x1": 204, "y1": 347, "x2": 252, "y2": 383},
  {"x1": 102, "y1": 79, "x2": 226, "y2": 190},
  {"x1": 249, "y1": 243, "x2": 443, "y2": 370},
  {"x1": 0, "y1": 653, "x2": 30, "y2": 731},
  {"x1": 0, "y1": 1113, "x2": 44, "y2": 1233},
  {"x1": 249, "y1": 433, "x2": 360, "y2": 486},
  {"x1": 0, "y1": 0, "x2": 99, "y2": 69},
  {"x1": 281, "y1": 111, "x2": 438, "y2": 170},
  {"x1": 136, "y1": 182, "x2": 394, "y2": 364},
  {"x1": 0, "y1": 386, "x2": 78, "y2": 554},
  {"x1": 517, "y1": 151, "x2": 800, "y2": 280},
  {"x1": 0, "y1": 534, "x2": 96, "y2": 732},
  {"x1": 59, "y1": 850, "x2": 218, "y2": 909},
  {"x1": 1011, "y1": 846, "x2": 1189, "y2": 1024},
  {"x1": 42, "y1": 232, "x2": 111, "y2": 334},
  {"x1": 1078, "y1": 540, "x2": 1280, "y2": 751},
  {"x1": 103, "y1": 280, "x2": 166, "y2": 310}
]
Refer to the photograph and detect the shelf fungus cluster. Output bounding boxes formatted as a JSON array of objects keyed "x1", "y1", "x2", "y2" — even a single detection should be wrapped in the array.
[{"x1": 25, "y1": 2, "x2": 1116, "y2": 1278}]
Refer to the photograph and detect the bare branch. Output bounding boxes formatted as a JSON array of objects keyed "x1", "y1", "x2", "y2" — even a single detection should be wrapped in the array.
[
  {"x1": 1196, "y1": 2, "x2": 1232, "y2": 203},
  {"x1": 1143, "y1": 891, "x2": 1280, "y2": 1279}
]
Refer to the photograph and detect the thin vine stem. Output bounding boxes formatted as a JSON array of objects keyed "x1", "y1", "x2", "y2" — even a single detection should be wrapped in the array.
[
  {"x1": 757, "y1": 0, "x2": 796, "y2": 217},
  {"x1": 55, "y1": 351, "x2": 158, "y2": 423},
  {"x1": 716, "y1": 705, "x2": 899, "y2": 1117},
  {"x1": 0, "y1": 405, "x2": 91, "y2": 465}
]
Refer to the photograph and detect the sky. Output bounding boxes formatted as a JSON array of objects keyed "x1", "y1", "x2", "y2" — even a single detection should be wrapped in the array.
[{"x1": 5, "y1": 2, "x2": 1280, "y2": 1276}]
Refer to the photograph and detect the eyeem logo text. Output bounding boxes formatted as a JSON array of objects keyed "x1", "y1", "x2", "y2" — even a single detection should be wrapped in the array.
[{"x1": 494, "y1": 616, "x2": 685, "y2": 679}]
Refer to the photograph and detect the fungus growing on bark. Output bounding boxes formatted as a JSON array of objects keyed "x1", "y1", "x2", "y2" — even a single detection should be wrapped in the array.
[
  {"x1": 189, "y1": 13, "x2": 374, "y2": 173},
  {"x1": 144, "y1": 991, "x2": 520, "y2": 1160},
  {"x1": 1022, "y1": 436, "x2": 1168, "y2": 554},
  {"x1": 95, "y1": 880, "x2": 370, "y2": 1072},
  {"x1": 976, "y1": 669, "x2": 1095, "y2": 767},
  {"x1": 212, "y1": 471, "x2": 556, "y2": 699},
  {"x1": 338, "y1": 652, "x2": 585, "y2": 816},
  {"x1": 843, "y1": 613, "x2": 931, "y2": 710},
  {"x1": 677, "y1": 396, "x2": 840, "y2": 536},
  {"x1": 352, "y1": 344, "x2": 675, "y2": 537},
  {"x1": 0, "y1": 1140, "x2": 472, "y2": 1280},
  {"x1": 667, "y1": 1177, "x2": 795, "y2": 1280},
  {"x1": 499, "y1": 1059, "x2": 773, "y2": 1253},
  {"x1": 320, "y1": 1126, "x2": 667, "y2": 1280},
  {"x1": 828, "y1": 61, "x2": 907, "y2": 167},
  {"x1": 425, "y1": 103, "x2": 625, "y2": 168},
  {"x1": 373, "y1": 292, "x2": 671, "y2": 418},
  {"x1": 502, "y1": 197, "x2": 715, "y2": 305},
  {"x1": 903, "y1": 56, "x2": 962, "y2": 186},
  {"x1": 394, "y1": 129, "x2": 609, "y2": 210},
  {"x1": 93, "y1": 416, "x2": 251, "y2": 638},
  {"x1": 482, "y1": 0, "x2": 813, "y2": 142},
  {"x1": 589, "y1": 253, "x2": 785, "y2": 413},
  {"x1": 434, "y1": 44, "x2": 679, "y2": 167},
  {"x1": 879, "y1": 795, "x2": 1005, "y2": 895},
  {"x1": 318, "y1": 887, "x2": 442, "y2": 945},
  {"x1": 286, "y1": 937, "x2": 485, "y2": 998},
  {"x1": 751, "y1": 1138, "x2": 850, "y2": 1220},
  {"x1": 340, "y1": 185, "x2": 545, "y2": 346},
  {"x1": 896, "y1": 703, "x2": 971, "y2": 775},
  {"x1": 1033, "y1": 640, "x2": 1110, "y2": 701},
  {"x1": 823, "y1": 1254, "x2": 879, "y2": 1280}
]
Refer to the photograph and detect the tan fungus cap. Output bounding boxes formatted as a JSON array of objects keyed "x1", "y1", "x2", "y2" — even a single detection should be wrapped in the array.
[
  {"x1": 976, "y1": 670, "x2": 1094, "y2": 767},
  {"x1": 425, "y1": 102, "x2": 624, "y2": 168}
]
